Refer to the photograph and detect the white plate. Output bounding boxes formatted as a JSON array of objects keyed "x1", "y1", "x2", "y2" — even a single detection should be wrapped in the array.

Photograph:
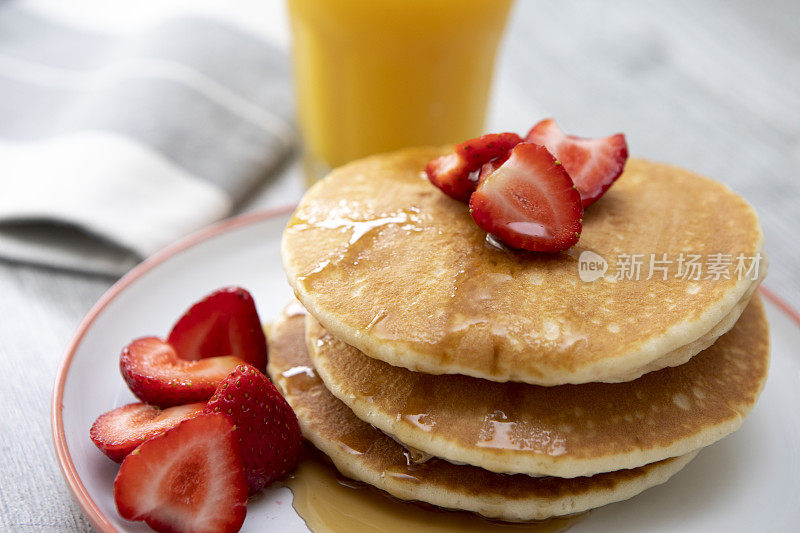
[{"x1": 53, "y1": 207, "x2": 800, "y2": 532}]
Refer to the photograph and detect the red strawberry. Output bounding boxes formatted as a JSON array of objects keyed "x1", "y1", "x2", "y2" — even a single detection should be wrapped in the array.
[
  {"x1": 425, "y1": 153, "x2": 474, "y2": 202},
  {"x1": 426, "y1": 132, "x2": 522, "y2": 202},
  {"x1": 168, "y1": 287, "x2": 267, "y2": 372},
  {"x1": 114, "y1": 413, "x2": 247, "y2": 533},
  {"x1": 455, "y1": 132, "x2": 523, "y2": 167},
  {"x1": 120, "y1": 337, "x2": 247, "y2": 407},
  {"x1": 205, "y1": 364, "x2": 302, "y2": 494},
  {"x1": 476, "y1": 153, "x2": 511, "y2": 187},
  {"x1": 469, "y1": 142, "x2": 583, "y2": 252},
  {"x1": 524, "y1": 119, "x2": 628, "y2": 207},
  {"x1": 90, "y1": 402, "x2": 205, "y2": 463}
]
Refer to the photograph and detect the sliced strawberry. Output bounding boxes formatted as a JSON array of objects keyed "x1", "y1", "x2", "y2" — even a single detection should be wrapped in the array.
[
  {"x1": 425, "y1": 153, "x2": 473, "y2": 202},
  {"x1": 168, "y1": 287, "x2": 268, "y2": 372},
  {"x1": 455, "y1": 132, "x2": 523, "y2": 167},
  {"x1": 426, "y1": 132, "x2": 522, "y2": 202},
  {"x1": 90, "y1": 402, "x2": 205, "y2": 463},
  {"x1": 120, "y1": 337, "x2": 247, "y2": 407},
  {"x1": 469, "y1": 142, "x2": 583, "y2": 252},
  {"x1": 114, "y1": 413, "x2": 247, "y2": 533},
  {"x1": 206, "y1": 364, "x2": 301, "y2": 494},
  {"x1": 524, "y1": 119, "x2": 628, "y2": 207},
  {"x1": 476, "y1": 153, "x2": 511, "y2": 187}
]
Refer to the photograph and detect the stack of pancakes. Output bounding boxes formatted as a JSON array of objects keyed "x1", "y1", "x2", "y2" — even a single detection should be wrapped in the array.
[{"x1": 269, "y1": 148, "x2": 769, "y2": 522}]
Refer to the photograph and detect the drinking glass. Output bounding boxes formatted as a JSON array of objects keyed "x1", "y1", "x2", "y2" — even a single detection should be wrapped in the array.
[{"x1": 286, "y1": 0, "x2": 515, "y2": 183}]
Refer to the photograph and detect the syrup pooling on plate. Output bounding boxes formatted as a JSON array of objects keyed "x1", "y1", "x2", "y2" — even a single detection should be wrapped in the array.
[{"x1": 285, "y1": 454, "x2": 585, "y2": 533}]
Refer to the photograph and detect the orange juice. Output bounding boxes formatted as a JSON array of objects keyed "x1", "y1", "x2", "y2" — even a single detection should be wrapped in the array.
[{"x1": 287, "y1": 0, "x2": 514, "y2": 179}]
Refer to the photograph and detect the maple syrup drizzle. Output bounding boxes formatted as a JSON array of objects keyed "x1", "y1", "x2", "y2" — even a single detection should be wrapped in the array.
[{"x1": 284, "y1": 453, "x2": 586, "y2": 533}]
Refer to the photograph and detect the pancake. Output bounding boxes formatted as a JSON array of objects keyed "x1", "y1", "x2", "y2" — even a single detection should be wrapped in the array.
[
  {"x1": 267, "y1": 307, "x2": 699, "y2": 522},
  {"x1": 282, "y1": 148, "x2": 766, "y2": 385},
  {"x1": 306, "y1": 295, "x2": 769, "y2": 478}
]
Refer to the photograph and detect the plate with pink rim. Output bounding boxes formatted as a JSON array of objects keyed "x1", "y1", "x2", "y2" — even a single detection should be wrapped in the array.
[{"x1": 52, "y1": 206, "x2": 800, "y2": 532}]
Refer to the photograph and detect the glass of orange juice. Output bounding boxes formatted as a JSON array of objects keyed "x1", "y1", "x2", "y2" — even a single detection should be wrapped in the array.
[{"x1": 286, "y1": 0, "x2": 515, "y2": 183}]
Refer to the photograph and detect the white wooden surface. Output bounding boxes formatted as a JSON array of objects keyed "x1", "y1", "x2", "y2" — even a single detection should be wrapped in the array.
[{"x1": 1, "y1": 0, "x2": 798, "y2": 530}]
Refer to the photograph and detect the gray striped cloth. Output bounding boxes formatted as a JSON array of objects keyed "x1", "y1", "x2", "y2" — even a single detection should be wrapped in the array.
[{"x1": 0, "y1": 3, "x2": 295, "y2": 276}]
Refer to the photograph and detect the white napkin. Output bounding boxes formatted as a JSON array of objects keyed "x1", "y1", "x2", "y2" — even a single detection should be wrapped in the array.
[{"x1": 0, "y1": 3, "x2": 295, "y2": 276}]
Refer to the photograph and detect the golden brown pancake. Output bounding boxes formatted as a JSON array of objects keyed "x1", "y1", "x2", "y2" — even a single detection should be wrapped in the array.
[
  {"x1": 306, "y1": 296, "x2": 769, "y2": 477},
  {"x1": 282, "y1": 148, "x2": 766, "y2": 384},
  {"x1": 267, "y1": 306, "x2": 698, "y2": 521}
]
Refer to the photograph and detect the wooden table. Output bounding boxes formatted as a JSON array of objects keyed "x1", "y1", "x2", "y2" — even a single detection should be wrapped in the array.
[{"x1": 1, "y1": 0, "x2": 797, "y2": 529}]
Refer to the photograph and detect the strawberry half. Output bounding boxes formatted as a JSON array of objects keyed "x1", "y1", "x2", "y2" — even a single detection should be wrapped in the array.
[
  {"x1": 469, "y1": 142, "x2": 583, "y2": 252},
  {"x1": 168, "y1": 287, "x2": 268, "y2": 372},
  {"x1": 426, "y1": 132, "x2": 522, "y2": 202},
  {"x1": 114, "y1": 413, "x2": 247, "y2": 533},
  {"x1": 120, "y1": 337, "x2": 247, "y2": 407},
  {"x1": 524, "y1": 118, "x2": 628, "y2": 207},
  {"x1": 90, "y1": 402, "x2": 205, "y2": 463},
  {"x1": 476, "y1": 154, "x2": 511, "y2": 187},
  {"x1": 206, "y1": 364, "x2": 302, "y2": 494}
]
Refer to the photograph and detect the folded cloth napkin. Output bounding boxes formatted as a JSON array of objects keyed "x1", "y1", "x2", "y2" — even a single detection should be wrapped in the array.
[{"x1": 0, "y1": 3, "x2": 295, "y2": 276}]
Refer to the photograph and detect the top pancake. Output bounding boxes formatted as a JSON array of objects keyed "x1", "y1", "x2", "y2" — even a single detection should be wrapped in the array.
[{"x1": 282, "y1": 147, "x2": 765, "y2": 384}]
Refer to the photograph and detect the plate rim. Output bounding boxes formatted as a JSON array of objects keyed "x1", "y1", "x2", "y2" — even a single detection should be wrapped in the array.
[{"x1": 50, "y1": 205, "x2": 800, "y2": 532}]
